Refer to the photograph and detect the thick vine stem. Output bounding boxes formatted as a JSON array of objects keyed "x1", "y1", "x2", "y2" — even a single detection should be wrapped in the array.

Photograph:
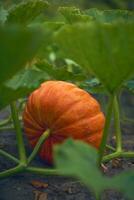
[
  {"x1": 102, "y1": 151, "x2": 134, "y2": 162},
  {"x1": 27, "y1": 129, "x2": 50, "y2": 164},
  {"x1": 26, "y1": 166, "x2": 58, "y2": 176},
  {"x1": 113, "y1": 95, "x2": 122, "y2": 152},
  {"x1": 102, "y1": 152, "x2": 121, "y2": 162},
  {"x1": 0, "y1": 149, "x2": 19, "y2": 164},
  {"x1": 10, "y1": 102, "x2": 27, "y2": 165},
  {"x1": 98, "y1": 94, "x2": 114, "y2": 166},
  {"x1": 0, "y1": 165, "x2": 23, "y2": 179}
]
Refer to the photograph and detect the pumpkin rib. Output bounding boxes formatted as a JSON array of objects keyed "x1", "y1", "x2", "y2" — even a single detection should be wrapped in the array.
[
  {"x1": 24, "y1": 126, "x2": 44, "y2": 139},
  {"x1": 52, "y1": 112, "x2": 105, "y2": 138},
  {"x1": 23, "y1": 111, "x2": 45, "y2": 131},
  {"x1": 51, "y1": 105, "x2": 101, "y2": 132},
  {"x1": 84, "y1": 131, "x2": 103, "y2": 148},
  {"x1": 37, "y1": 82, "x2": 78, "y2": 127},
  {"x1": 25, "y1": 100, "x2": 45, "y2": 128}
]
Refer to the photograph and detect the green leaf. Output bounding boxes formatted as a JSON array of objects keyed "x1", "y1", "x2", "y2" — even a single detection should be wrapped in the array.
[
  {"x1": 0, "y1": 25, "x2": 43, "y2": 84},
  {"x1": 55, "y1": 21, "x2": 134, "y2": 93},
  {"x1": 54, "y1": 139, "x2": 134, "y2": 199},
  {"x1": 59, "y1": 7, "x2": 91, "y2": 24},
  {"x1": 6, "y1": 0, "x2": 49, "y2": 25},
  {"x1": 54, "y1": 139, "x2": 109, "y2": 195},
  {"x1": 0, "y1": 68, "x2": 46, "y2": 110},
  {"x1": 111, "y1": 170, "x2": 134, "y2": 200},
  {"x1": 36, "y1": 60, "x2": 86, "y2": 81},
  {"x1": 85, "y1": 8, "x2": 134, "y2": 23},
  {"x1": 79, "y1": 78, "x2": 106, "y2": 94}
]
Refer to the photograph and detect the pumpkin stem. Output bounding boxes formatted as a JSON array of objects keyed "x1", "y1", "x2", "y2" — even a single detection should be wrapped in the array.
[{"x1": 27, "y1": 129, "x2": 50, "y2": 164}]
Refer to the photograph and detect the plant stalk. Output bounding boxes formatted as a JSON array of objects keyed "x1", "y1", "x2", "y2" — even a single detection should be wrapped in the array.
[
  {"x1": 27, "y1": 129, "x2": 50, "y2": 164},
  {"x1": 0, "y1": 149, "x2": 19, "y2": 164},
  {"x1": 26, "y1": 166, "x2": 58, "y2": 176},
  {"x1": 10, "y1": 102, "x2": 27, "y2": 165},
  {"x1": 102, "y1": 151, "x2": 134, "y2": 162},
  {"x1": 0, "y1": 165, "x2": 23, "y2": 179},
  {"x1": 98, "y1": 94, "x2": 114, "y2": 165},
  {"x1": 113, "y1": 95, "x2": 122, "y2": 152}
]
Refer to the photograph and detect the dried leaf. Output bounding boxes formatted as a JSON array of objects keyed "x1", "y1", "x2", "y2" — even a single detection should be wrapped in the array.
[
  {"x1": 31, "y1": 180, "x2": 48, "y2": 189},
  {"x1": 34, "y1": 190, "x2": 48, "y2": 200}
]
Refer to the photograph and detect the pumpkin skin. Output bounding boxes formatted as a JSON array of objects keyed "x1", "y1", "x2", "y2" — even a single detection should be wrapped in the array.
[{"x1": 23, "y1": 81, "x2": 105, "y2": 164}]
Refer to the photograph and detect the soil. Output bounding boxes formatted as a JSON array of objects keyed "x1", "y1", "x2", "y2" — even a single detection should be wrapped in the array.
[{"x1": 0, "y1": 90, "x2": 134, "y2": 200}]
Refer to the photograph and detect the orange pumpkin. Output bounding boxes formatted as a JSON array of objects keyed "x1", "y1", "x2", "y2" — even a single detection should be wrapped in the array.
[{"x1": 23, "y1": 81, "x2": 105, "y2": 164}]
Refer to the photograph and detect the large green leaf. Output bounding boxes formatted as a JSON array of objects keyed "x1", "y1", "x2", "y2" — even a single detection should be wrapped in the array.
[
  {"x1": 6, "y1": 0, "x2": 49, "y2": 25},
  {"x1": 0, "y1": 68, "x2": 46, "y2": 110},
  {"x1": 54, "y1": 139, "x2": 134, "y2": 199},
  {"x1": 0, "y1": 25, "x2": 43, "y2": 84},
  {"x1": 111, "y1": 170, "x2": 134, "y2": 200},
  {"x1": 55, "y1": 21, "x2": 134, "y2": 93},
  {"x1": 54, "y1": 139, "x2": 109, "y2": 196}
]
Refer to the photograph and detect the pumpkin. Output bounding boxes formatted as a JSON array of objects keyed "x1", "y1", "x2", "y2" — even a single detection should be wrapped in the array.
[{"x1": 23, "y1": 81, "x2": 105, "y2": 164}]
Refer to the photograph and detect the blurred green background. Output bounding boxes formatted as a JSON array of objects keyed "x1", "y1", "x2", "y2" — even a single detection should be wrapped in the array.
[{"x1": 1, "y1": 0, "x2": 134, "y2": 10}]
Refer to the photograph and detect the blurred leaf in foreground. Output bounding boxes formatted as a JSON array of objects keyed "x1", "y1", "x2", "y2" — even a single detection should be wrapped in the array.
[
  {"x1": 54, "y1": 139, "x2": 109, "y2": 196},
  {"x1": 54, "y1": 139, "x2": 134, "y2": 200},
  {"x1": 0, "y1": 25, "x2": 43, "y2": 84}
]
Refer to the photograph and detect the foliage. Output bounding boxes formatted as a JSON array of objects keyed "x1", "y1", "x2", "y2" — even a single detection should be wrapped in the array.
[
  {"x1": 6, "y1": 0, "x2": 49, "y2": 25},
  {"x1": 85, "y1": 8, "x2": 134, "y2": 22},
  {"x1": 0, "y1": 67, "x2": 46, "y2": 110},
  {"x1": 0, "y1": 25, "x2": 44, "y2": 85},
  {"x1": 54, "y1": 139, "x2": 134, "y2": 200},
  {"x1": 55, "y1": 20, "x2": 134, "y2": 93},
  {"x1": 0, "y1": 2, "x2": 134, "y2": 200}
]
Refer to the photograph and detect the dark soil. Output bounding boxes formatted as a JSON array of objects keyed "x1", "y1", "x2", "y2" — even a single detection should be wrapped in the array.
[{"x1": 0, "y1": 91, "x2": 134, "y2": 200}]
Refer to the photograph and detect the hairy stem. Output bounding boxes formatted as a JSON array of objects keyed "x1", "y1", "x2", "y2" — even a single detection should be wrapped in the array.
[
  {"x1": 27, "y1": 129, "x2": 50, "y2": 164},
  {"x1": 26, "y1": 166, "x2": 58, "y2": 176},
  {"x1": 98, "y1": 94, "x2": 114, "y2": 165},
  {"x1": 10, "y1": 102, "x2": 27, "y2": 165},
  {"x1": 0, "y1": 165, "x2": 23, "y2": 179},
  {"x1": 113, "y1": 95, "x2": 122, "y2": 152},
  {"x1": 102, "y1": 151, "x2": 134, "y2": 162},
  {"x1": 0, "y1": 149, "x2": 19, "y2": 164}
]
